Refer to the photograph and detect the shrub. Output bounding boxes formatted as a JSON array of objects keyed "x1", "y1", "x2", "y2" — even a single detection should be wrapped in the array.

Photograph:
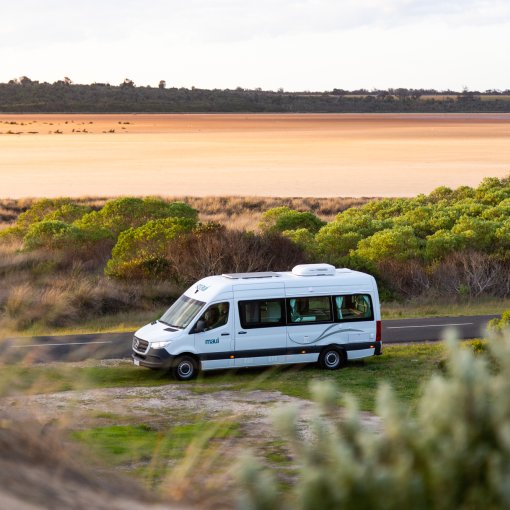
[
  {"x1": 488, "y1": 309, "x2": 510, "y2": 334},
  {"x1": 23, "y1": 220, "x2": 84, "y2": 251},
  {"x1": 16, "y1": 198, "x2": 88, "y2": 229},
  {"x1": 282, "y1": 228, "x2": 318, "y2": 257},
  {"x1": 260, "y1": 207, "x2": 325, "y2": 234},
  {"x1": 166, "y1": 227, "x2": 308, "y2": 286},
  {"x1": 425, "y1": 229, "x2": 462, "y2": 261},
  {"x1": 75, "y1": 198, "x2": 198, "y2": 237},
  {"x1": 0, "y1": 199, "x2": 91, "y2": 241},
  {"x1": 315, "y1": 225, "x2": 363, "y2": 265},
  {"x1": 431, "y1": 251, "x2": 505, "y2": 298},
  {"x1": 353, "y1": 226, "x2": 422, "y2": 264},
  {"x1": 105, "y1": 217, "x2": 196, "y2": 279},
  {"x1": 240, "y1": 334, "x2": 510, "y2": 510}
]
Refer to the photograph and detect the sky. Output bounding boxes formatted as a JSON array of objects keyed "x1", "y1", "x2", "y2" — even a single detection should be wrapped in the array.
[{"x1": 1, "y1": 0, "x2": 509, "y2": 91}]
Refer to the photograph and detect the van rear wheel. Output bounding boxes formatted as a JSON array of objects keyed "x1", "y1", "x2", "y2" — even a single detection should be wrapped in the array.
[
  {"x1": 319, "y1": 347, "x2": 346, "y2": 370},
  {"x1": 172, "y1": 356, "x2": 198, "y2": 381}
]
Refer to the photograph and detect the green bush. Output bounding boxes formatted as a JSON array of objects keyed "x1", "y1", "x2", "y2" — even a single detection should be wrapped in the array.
[
  {"x1": 260, "y1": 207, "x2": 325, "y2": 234},
  {"x1": 282, "y1": 228, "x2": 317, "y2": 256},
  {"x1": 353, "y1": 226, "x2": 422, "y2": 263},
  {"x1": 75, "y1": 198, "x2": 197, "y2": 237},
  {"x1": 23, "y1": 220, "x2": 84, "y2": 250},
  {"x1": 425, "y1": 229, "x2": 462, "y2": 261},
  {"x1": 0, "y1": 199, "x2": 91, "y2": 241},
  {"x1": 310, "y1": 176, "x2": 510, "y2": 269},
  {"x1": 488, "y1": 310, "x2": 510, "y2": 334},
  {"x1": 105, "y1": 217, "x2": 196, "y2": 278},
  {"x1": 240, "y1": 334, "x2": 510, "y2": 510}
]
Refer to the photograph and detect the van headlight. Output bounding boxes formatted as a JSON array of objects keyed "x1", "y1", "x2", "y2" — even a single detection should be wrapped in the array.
[{"x1": 151, "y1": 340, "x2": 171, "y2": 349}]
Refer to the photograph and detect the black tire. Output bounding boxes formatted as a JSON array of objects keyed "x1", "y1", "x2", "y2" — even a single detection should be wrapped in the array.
[
  {"x1": 172, "y1": 355, "x2": 199, "y2": 381},
  {"x1": 319, "y1": 347, "x2": 346, "y2": 370}
]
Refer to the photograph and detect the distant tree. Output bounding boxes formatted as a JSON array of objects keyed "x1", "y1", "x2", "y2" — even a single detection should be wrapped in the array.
[
  {"x1": 158, "y1": 80, "x2": 166, "y2": 89},
  {"x1": 120, "y1": 78, "x2": 135, "y2": 88},
  {"x1": 17, "y1": 76, "x2": 33, "y2": 86}
]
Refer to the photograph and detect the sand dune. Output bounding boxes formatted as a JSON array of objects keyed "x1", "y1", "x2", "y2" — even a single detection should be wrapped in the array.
[{"x1": 1, "y1": 113, "x2": 509, "y2": 198}]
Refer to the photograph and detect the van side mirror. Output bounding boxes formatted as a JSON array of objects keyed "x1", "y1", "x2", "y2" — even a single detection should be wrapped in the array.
[{"x1": 194, "y1": 319, "x2": 206, "y2": 333}]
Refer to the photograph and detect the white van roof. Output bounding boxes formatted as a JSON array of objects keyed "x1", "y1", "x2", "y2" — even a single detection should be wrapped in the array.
[{"x1": 185, "y1": 264, "x2": 376, "y2": 302}]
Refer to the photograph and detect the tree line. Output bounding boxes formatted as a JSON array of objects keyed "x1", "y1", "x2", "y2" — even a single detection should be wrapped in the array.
[{"x1": 1, "y1": 77, "x2": 510, "y2": 113}]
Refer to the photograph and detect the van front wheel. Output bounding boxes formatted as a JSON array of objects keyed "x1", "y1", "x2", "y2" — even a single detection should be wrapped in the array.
[
  {"x1": 319, "y1": 348, "x2": 346, "y2": 370},
  {"x1": 172, "y1": 356, "x2": 198, "y2": 381}
]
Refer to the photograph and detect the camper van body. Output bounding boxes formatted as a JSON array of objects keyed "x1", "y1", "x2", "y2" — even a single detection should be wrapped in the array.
[{"x1": 132, "y1": 264, "x2": 382, "y2": 379}]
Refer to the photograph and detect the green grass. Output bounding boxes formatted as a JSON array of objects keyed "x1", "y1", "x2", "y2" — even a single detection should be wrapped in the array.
[
  {"x1": 188, "y1": 342, "x2": 446, "y2": 411},
  {"x1": 1, "y1": 343, "x2": 449, "y2": 412},
  {"x1": 72, "y1": 419, "x2": 241, "y2": 488},
  {"x1": 382, "y1": 297, "x2": 510, "y2": 319}
]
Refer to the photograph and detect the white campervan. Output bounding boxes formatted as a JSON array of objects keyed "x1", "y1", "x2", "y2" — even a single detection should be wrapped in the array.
[{"x1": 132, "y1": 264, "x2": 382, "y2": 380}]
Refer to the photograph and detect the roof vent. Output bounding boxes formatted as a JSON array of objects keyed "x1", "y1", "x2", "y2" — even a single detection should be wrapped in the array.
[{"x1": 292, "y1": 264, "x2": 336, "y2": 277}]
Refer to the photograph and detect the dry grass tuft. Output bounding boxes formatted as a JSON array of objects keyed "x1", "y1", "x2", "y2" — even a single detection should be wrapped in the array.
[{"x1": 0, "y1": 409, "x2": 176, "y2": 509}]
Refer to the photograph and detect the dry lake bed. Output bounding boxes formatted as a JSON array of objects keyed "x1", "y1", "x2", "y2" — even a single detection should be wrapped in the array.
[{"x1": 1, "y1": 113, "x2": 509, "y2": 198}]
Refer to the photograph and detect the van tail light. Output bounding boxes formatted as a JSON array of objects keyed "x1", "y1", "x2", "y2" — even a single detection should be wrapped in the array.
[{"x1": 376, "y1": 320, "x2": 382, "y2": 342}]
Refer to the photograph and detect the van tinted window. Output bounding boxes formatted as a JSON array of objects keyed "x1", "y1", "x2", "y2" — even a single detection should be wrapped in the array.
[
  {"x1": 288, "y1": 296, "x2": 332, "y2": 324},
  {"x1": 334, "y1": 294, "x2": 373, "y2": 322},
  {"x1": 238, "y1": 299, "x2": 285, "y2": 329}
]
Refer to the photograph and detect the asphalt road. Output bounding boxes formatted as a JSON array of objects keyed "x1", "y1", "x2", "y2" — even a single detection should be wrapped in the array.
[{"x1": 0, "y1": 314, "x2": 498, "y2": 365}]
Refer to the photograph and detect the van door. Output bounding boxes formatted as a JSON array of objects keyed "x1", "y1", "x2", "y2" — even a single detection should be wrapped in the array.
[
  {"x1": 286, "y1": 294, "x2": 338, "y2": 363},
  {"x1": 234, "y1": 296, "x2": 287, "y2": 367},
  {"x1": 192, "y1": 300, "x2": 234, "y2": 370}
]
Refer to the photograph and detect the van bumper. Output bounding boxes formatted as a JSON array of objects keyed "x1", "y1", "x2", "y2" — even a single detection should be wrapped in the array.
[
  {"x1": 132, "y1": 348, "x2": 174, "y2": 369},
  {"x1": 374, "y1": 341, "x2": 383, "y2": 355}
]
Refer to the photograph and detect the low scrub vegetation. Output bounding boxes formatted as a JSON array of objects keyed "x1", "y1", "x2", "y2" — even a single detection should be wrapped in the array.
[
  {"x1": 241, "y1": 332, "x2": 510, "y2": 510},
  {"x1": 1, "y1": 176, "x2": 510, "y2": 333},
  {"x1": 488, "y1": 309, "x2": 510, "y2": 334}
]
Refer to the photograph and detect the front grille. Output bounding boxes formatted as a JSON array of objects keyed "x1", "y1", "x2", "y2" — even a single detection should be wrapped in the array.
[{"x1": 133, "y1": 336, "x2": 149, "y2": 353}]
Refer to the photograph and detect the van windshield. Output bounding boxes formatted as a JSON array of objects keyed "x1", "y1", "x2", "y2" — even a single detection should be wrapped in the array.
[{"x1": 160, "y1": 295, "x2": 205, "y2": 329}]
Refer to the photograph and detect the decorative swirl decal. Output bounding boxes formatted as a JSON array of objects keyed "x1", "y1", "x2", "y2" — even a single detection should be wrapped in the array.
[{"x1": 287, "y1": 323, "x2": 364, "y2": 345}]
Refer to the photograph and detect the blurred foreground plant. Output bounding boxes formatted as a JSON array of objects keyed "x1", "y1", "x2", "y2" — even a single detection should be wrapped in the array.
[
  {"x1": 240, "y1": 332, "x2": 510, "y2": 510},
  {"x1": 488, "y1": 309, "x2": 510, "y2": 335}
]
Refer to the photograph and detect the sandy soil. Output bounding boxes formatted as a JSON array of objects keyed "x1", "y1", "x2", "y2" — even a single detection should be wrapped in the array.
[{"x1": 1, "y1": 113, "x2": 509, "y2": 198}]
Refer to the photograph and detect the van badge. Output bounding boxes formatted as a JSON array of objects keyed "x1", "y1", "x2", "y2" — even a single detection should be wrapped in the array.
[{"x1": 205, "y1": 338, "x2": 219, "y2": 344}]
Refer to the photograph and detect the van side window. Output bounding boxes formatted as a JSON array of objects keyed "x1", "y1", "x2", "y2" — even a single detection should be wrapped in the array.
[
  {"x1": 238, "y1": 299, "x2": 285, "y2": 329},
  {"x1": 334, "y1": 294, "x2": 373, "y2": 322},
  {"x1": 196, "y1": 302, "x2": 230, "y2": 332},
  {"x1": 288, "y1": 296, "x2": 332, "y2": 324}
]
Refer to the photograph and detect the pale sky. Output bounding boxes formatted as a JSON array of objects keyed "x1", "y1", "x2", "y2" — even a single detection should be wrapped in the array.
[{"x1": 1, "y1": 0, "x2": 509, "y2": 91}]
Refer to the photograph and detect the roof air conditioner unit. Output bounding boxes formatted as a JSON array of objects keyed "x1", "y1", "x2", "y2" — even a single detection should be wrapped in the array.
[{"x1": 292, "y1": 264, "x2": 336, "y2": 277}]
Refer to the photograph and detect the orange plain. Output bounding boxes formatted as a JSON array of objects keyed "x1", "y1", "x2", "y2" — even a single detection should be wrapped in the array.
[{"x1": 1, "y1": 113, "x2": 509, "y2": 198}]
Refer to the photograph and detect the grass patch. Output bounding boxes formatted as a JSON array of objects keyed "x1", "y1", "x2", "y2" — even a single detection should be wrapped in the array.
[
  {"x1": 382, "y1": 297, "x2": 509, "y2": 319},
  {"x1": 71, "y1": 420, "x2": 241, "y2": 488},
  {"x1": 188, "y1": 342, "x2": 445, "y2": 411}
]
